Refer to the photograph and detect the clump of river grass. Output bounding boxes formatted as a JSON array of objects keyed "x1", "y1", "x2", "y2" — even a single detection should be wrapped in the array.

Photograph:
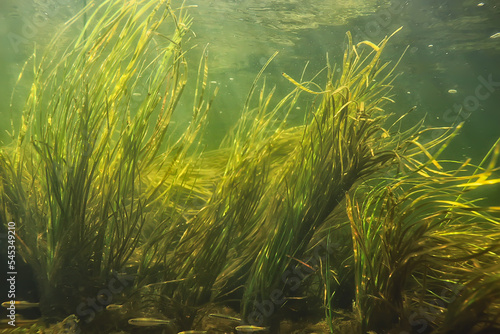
[
  {"x1": 0, "y1": 0, "x2": 215, "y2": 324},
  {"x1": 1, "y1": 0, "x2": 499, "y2": 333}
]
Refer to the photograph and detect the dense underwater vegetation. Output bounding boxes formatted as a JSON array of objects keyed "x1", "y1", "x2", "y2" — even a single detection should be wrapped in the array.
[{"x1": 0, "y1": 0, "x2": 499, "y2": 333}]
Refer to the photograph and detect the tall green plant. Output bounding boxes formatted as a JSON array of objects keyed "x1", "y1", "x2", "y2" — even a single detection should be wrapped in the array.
[
  {"x1": 347, "y1": 140, "x2": 500, "y2": 332},
  {"x1": 0, "y1": 0, "x2": 209, "y2": 321},
  {"x1": 237, "y1": 28, "x2": 410, "y2": 318}
]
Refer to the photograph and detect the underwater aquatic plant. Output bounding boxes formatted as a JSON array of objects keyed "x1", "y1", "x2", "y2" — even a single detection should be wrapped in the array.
[
  {"x1": 347, "y1": 139, "x2": 500, "y2": 332},
  {"x1": 159, "y1": 26, "x2": 445, "y2": 330},
  {"x1": 133, "y1": 53, "x2": 300, "y2": 321},
  {"x1": 0, "y1": 0, "x2": 214, "y2": 323},
  {"x1": 229, "y1": 28, "x2": 414, "y2": 320},
  {"x1": 2, "y1": 0, "x2": 499, "y2": 332},
  {"x1": 435, "y1": 271, "x2": 500, "y2": 334}
]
